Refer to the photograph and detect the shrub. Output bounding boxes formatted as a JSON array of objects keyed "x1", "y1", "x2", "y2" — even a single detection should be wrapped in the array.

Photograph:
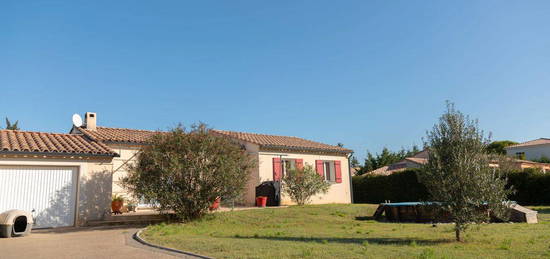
[
  {"x1": 123, "y1": 124, "x2": 255, "y2": 221},
  {"x1": 282, "y1": 165, "x2": 330, "y2": 205}
]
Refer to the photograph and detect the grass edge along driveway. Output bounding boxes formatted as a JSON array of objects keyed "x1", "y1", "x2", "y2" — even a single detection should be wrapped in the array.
[{"x1": 142, "y1": 204, "x2": 550, "y2": 259}]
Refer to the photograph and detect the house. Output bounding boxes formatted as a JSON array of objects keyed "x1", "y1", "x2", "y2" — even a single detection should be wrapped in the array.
[
  {"x1": 367, "y1": 149, "x2": 550, "y2": 175},
  {"x1": 211, "y1": 130, "x2": 353, "y2": 206},
  {"x1": 505, "y1": 138, "x2": 550, "y2": 161},
  {"x1": 367, "y1": 150, "x2": 428, "y2": 175},
  {"x1": 0, "y1": 112, "x2": 352, "y2": 228}
]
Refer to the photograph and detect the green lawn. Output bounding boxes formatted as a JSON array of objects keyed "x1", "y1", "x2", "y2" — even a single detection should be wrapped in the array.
[{"x1": 142, "y1": 204, "x2": 550, "y2": 259}]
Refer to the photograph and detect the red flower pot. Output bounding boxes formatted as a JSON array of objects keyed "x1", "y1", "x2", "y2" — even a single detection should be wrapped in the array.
[
  {"x1": 256, "y1": 196, "x2": 268, "y2": 207},
  {"x1": 209, "y1": 197, "x2": 221, "y2": 211},
  {"x1": 111, "y1": 201, "x2": 123, "y2": 214}
]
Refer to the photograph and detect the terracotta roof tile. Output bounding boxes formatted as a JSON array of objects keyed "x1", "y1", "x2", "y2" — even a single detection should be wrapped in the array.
[
  {"x1": 0, "y1": 130, "x2": 118, "y2": 156},
  {"x1": 211, "y1": 130, "x2": 352, "y2": 154},
  {"x1": 506, "y1": 138, "x2": 550, "y2": 149},
  {"x1": 77, "y1": 127, "x2": 164, "y2": 144}
]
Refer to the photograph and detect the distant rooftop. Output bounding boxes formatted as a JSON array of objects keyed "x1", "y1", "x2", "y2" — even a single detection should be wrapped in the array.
[{"x1": 505, "y1": 138, "x2": 550, "y2": 149}]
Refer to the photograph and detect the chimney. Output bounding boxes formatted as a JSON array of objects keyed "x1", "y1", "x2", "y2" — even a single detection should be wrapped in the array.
[{"x1": 85, "y1": 112, "x2": 97, "y2": 130}]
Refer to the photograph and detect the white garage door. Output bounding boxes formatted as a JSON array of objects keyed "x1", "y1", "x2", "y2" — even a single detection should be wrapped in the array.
[{"x1": 0, "y1": 167, "x2": 78, "y2": 228}]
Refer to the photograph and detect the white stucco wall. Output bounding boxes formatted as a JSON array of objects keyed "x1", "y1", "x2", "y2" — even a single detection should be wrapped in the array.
[
  {"x1": 255, "y1": 151, "x2": 352, "y2": 206},
  {"x1": 506, "y1": 144, "x2": 550, "y2": 160},
  {"x1": 108, "y1": 144, "x2": 142, "y2": 200}
]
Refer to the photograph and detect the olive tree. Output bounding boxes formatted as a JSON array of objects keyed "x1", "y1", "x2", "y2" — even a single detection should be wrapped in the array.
[
  {"x1": 420, "y1": 102, "x2": 512, "y2": 242},
  {"x1": 123, "y1": 124, "x2": 255, "y2": 221},
  {"x1": 282, "y1": 165, "x2": 330, "y2": 205}
]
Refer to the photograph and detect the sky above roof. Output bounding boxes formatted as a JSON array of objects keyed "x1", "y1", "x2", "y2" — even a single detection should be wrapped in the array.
[{"x1": 2, "y1": 1, "x2": 550, "y2": 160}]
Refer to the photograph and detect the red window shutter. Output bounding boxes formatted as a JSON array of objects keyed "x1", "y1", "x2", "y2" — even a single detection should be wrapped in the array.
[
  {"x1": 334, "y1": 161, "x2": 342, "y2": 183},
  {"x1": 273, "y1": 157, "x2": 282, "y2": 181},
  {"x1": 296, "y1": 159, "x2": 304, "y2": 170},
  {"x1": 315, "y1": 160, "x2": 324, "y2": 177}
]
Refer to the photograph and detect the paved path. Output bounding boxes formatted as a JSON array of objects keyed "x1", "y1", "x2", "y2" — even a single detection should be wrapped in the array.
[{"x1": 0, "y1": 226, "x2": 196, "y2": 259}]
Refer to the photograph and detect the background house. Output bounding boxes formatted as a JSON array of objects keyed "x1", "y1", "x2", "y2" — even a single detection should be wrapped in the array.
[
  {"x1": 505, "y1": 138, "x2": 550, "y2": 161},
  {"x1": 367, "y1": 149, "x2": 550, "y2": 175}
]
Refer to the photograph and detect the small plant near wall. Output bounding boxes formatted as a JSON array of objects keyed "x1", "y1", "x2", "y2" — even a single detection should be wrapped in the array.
[
  {"x1": 111, "y1": 194, "x2": 125, "y2": 214},
  {"x1": 282, "y1": 165, "x2": 330, "y2": 205}
]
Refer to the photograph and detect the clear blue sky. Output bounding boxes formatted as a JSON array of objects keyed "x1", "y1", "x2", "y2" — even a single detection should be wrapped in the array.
[{"x1": 2, "y1": 1, "x2": 550, "y2": 160}]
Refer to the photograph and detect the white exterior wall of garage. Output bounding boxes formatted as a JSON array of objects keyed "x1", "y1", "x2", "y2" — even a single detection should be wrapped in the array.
[{"x1": 0, "y1": 156, "x2": 113, "y2": 228}]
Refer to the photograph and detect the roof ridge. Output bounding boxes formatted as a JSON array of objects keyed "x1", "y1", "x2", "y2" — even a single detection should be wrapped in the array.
[
  {"x1": 212, "y1": 129, "x2": 301, "y2": 139},
  {"x1": 86, "y1": 126, "x2": 164, "y2": 132},
  {"x1": 0, "y1": 129, "x2": 79, "y2": 136},
  {"x1": 212, "y1": 129, "x2": 352, "y2": 153}
]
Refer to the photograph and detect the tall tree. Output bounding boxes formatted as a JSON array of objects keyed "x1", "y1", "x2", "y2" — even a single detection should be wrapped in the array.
[
  {"x1": 420, "y1": 102, "x2": 512, "y2": 242},
  {"x1": 359, "y1": 145, "x2": 420, "y2": 174},
  {"x1": 486, "y1": 140, "x2": 517, "y2": 155},
  {"x1": 5, "y1": 118, "x2": 19, "y2": 130},
  {"x1": 350, "y1": 156, "x2": 360, "y2": 168}
]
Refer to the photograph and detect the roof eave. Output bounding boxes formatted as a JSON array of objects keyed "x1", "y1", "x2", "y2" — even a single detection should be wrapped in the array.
[
  {"x1": 0, "y1": 150, "x2": 119, "y2": 158},
  {"x1": 261, "y1": 144, "x2": 352, "y2": 155}
]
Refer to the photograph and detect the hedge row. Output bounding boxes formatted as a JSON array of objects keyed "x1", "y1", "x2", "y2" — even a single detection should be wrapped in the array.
[
  {"x1": 352, "y1": 168, "x2": 550, "y2": 205},
  {"x1": 352, "y1": 169, "x2": 429, "y2": 204}
]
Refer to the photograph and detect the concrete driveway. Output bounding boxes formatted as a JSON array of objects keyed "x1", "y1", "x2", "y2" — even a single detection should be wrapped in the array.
[{"x1": 0, "y1": 226, "x2": 195, "y2": 259}]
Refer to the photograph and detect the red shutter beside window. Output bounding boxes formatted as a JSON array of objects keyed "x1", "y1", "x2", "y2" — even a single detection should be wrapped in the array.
[
  {"x1": 334, "y1": 161, "x2": 342, "y2": 183},
  {"x1": 296, "y1": 159, "x2": 304, "y2": 170},
  {"x1": 273, "y1": 158, "x2": 282, "y2": 181},
  {"x1": 315, "y1": 160, "x2": 324, "y2": 177}
]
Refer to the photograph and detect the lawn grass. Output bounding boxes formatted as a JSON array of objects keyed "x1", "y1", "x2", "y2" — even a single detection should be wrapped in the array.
[{"x1": 142, "y1": 204, "x2": 550, "y2": 259}]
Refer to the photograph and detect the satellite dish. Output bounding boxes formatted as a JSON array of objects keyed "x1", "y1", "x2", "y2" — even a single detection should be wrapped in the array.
[{"x1": 72, "y1": 114, "x2": 83, "y2": 127}]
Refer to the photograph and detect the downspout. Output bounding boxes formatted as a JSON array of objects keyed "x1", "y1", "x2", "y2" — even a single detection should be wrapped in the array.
[{"x1": 348, "y1": 152, "x2": 354, "y2": 203}]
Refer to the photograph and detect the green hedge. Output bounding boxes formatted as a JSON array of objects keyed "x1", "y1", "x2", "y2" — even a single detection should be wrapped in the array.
[
  {"x1": 353, "y1": 168, "x2": 550, "y2": 205},
  {"x1": 352, "y1": 169, "x2": 429, "y2": 204},
  {"x1": 507, "y1": 168, "x2": 550, "y2": 205}
]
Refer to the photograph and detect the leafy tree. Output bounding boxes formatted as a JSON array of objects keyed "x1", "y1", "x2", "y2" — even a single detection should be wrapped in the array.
[
  {"x1": 123, "y1": 124, "x2": 255, "y2": 221},
  {"x1": 5, "y1": 118, "x2": 19, "y2": 130},
  {"x1": 420, "y1": 102, "x2": 512, "y2": 242},
  {"x1": 282, "y1": 165, "x2": 330, "y2": 205},
  {"x1": 359, "y1": 145, "x2": 420, "y2": 174},
  {"x1": 486, "y1": 140, "x2": 517, "y2": 155}
]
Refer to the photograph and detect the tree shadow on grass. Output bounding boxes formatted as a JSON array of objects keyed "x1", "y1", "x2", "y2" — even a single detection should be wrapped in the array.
[{"x1": 233, "y1": 235, "x2": 452, "y2": 246}]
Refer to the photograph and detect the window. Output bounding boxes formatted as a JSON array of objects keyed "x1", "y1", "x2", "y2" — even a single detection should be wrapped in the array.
[
  {"x1": 516, "y1": 152, "x2": 526, "y2": 160},
  {"x1": 323, "y1": 161, "x2": 336, "y2": 182},
  {"x1": 282, "y1": 159, "x2": 296, "y2": 177}
]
